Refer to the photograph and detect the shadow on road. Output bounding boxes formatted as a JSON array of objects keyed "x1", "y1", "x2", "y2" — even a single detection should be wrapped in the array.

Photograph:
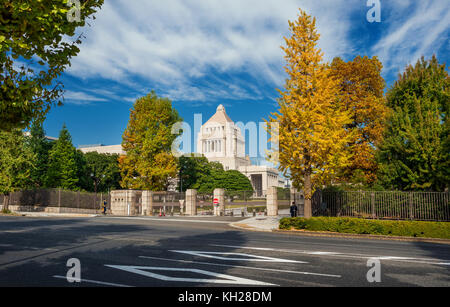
[{"x1": 1, "y1": 216, "x2": 449, "y2": 287}]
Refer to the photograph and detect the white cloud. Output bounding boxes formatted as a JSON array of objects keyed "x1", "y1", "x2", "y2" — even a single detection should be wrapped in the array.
[
  {"x1": 63, "y1": 90, "x2": 108, "y2": 105},
  {"x1": 372, "y1": 1, "x2": 450, "y2": 76},
  {"x1": 66, "y1": 0, "x2": 359, "y2": 102}
]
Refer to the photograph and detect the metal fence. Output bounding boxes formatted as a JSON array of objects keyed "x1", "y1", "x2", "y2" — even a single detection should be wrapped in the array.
[
  {"x1": 152, "y1": 191, "x2": 185, "y2": 215},
  {"x1": 1, "y1": 189, "x2": 110, "y2": 211},
  {"x1": 225, "y1": 190, "x2": 266, "y2": 215},
  {"x1": 312, "y1": 190, "x2": 450, "y2": 222},
  {"x1": 277, "y1": 188, "x2": 291, "y2": 210},
  {"x1": 196, "y1": 192, "x2": 214, "y2": 215}
]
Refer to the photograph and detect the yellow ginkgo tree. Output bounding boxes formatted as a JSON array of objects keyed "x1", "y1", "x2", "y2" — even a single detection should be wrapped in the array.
[{"x1": 268, "y1": 9, "x2": 354, "y2": 218}]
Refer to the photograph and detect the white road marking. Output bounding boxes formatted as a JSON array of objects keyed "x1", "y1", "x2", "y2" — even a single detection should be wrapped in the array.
[
  {"x1": 210, "y1": 244, "x2": 450, "y2": 266},
  {"x1": 170, "y1": 250, "x2": 305, "y2": 263},
  {"x1": 103, "y1": 217, "x2": 231, "y2": 224},
  {"x1": 53, "y1": 275, "x2": 132, "y2": 287},
  {"x1": 139, "y1": 256, "x2": 341, "y2": 278},
  {"x1": 308, "y1": 252, "x2": 340, "y2": 255},
  {"x1": 105, "y1": 265, "x2": 276, "y2": 286}
]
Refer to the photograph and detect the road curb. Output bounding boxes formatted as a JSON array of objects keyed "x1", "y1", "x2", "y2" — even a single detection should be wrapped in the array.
[
  {"x1": 228, "y1": 222, "x2": 274, "y2": 232},
  {"x1": 273, "y1": 229, "x2": 450, "y2": 244}
]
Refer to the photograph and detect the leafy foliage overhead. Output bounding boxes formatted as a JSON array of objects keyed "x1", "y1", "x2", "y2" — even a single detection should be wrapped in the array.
[{"x1": 0, "y1": 0, "x2": 104, "y2": 131}]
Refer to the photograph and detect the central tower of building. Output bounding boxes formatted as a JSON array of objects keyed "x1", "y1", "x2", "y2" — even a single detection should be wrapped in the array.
[
  {"x1": 197, "y1": 104, "x2": 284, "y2": 195},
  {"x1": 196, "y1": 104, "x2": 251, "y2": 170}
]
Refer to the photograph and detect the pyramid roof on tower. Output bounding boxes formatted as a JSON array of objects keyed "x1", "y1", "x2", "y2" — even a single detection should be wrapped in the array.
[{"x1": 205, "y1": 104, "x2": 233, "y2": 125}]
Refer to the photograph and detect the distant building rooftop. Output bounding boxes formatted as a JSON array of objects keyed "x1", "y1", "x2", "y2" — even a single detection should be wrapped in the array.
[
  {"x1": 78, "y1": 144, "x2": 125, "y2": 155},
  {"x1": 23, "y1": 131, "x2": 58, "y2": 142},
  {"x1": 78, "y1": 144, "x2": 104, "y2": 148}
]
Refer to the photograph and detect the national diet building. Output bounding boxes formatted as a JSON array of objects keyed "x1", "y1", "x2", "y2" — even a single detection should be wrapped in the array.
[{"x1": 196, "y1": 105, "x2": 284, "y2": 195}]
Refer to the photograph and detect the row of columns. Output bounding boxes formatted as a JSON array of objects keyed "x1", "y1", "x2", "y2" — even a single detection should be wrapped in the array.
[{"x1": 204, "y1": 140, "x2": 223, "y2": 153}]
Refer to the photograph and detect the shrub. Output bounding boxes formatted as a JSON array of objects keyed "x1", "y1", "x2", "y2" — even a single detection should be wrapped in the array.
[
  {"x1": 1, "y1": 208, "x2": 12, "y2": 215},
  {"x1": 279, "y1": 217, "x2": 450, "y2": 239}
]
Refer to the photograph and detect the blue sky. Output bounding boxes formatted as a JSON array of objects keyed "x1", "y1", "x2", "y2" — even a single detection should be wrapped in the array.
[{"x1": 43, "y1": 0, "x2": 450, "y2": 154}]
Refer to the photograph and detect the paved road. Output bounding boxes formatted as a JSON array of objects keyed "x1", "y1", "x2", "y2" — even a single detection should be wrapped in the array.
[{"x1": 0, "y1": 215, "x2": 449, "y2": 287}]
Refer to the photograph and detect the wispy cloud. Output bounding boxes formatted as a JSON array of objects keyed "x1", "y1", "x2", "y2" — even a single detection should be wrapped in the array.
[
  {"x1": 63, "y1": 90, "x2": 108, "y2": 105},
  {"x1": 66, "y1": 0, "x2": 359, "y2": 102},
  {"x1": 372, "y1": 0, "x2": 450, "y2": 76}
]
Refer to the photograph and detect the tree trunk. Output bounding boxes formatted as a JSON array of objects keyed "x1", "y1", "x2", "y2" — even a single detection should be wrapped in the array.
[
  {"x1": 304, "y1": 172, "x2": 312, "y2": 218},
  {"x1": 3, "y1": 194, "x2": 10, "y2": 212}
]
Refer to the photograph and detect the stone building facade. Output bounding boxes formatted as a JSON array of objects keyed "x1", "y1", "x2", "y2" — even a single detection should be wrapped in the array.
[{"x1": 197, "y1": 105, "x2": 284, "y2": 195}]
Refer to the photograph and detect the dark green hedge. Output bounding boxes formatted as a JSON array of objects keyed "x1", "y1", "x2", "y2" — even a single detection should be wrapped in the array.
[{"x1": 279, "y1": 217, "x2": 450, "y2": 239}]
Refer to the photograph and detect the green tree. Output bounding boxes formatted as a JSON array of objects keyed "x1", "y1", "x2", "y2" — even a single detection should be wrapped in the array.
[
  {"x1": 0, "y1": 0, "x2": 104, "y2": 131},
  {"x1": 0, "y1": 129, "x2": 35, "y2": 209},
  {"x1": 24, "y1": 121, "x2": 54, "y2": 188},
  {"x1": 179, "y1": 155, "x2": 253, "y2": 193},
  {"x1": 193, "y1": 161, "x2": 226, "y2": 193},
  {"x1": 74, "y1": 149, "x2": 90, "y2": 191},
  {"x1": 83, "y1": 151, "x2": 121, "y2": 193},
  {"x1": 46, "y1": 124, "x2": 79, "y2": 190},
  {"x1": 119, "y1": 91, "x2": 182, "y2": 191},
  {"x1": 178, "y1": 155, "x2": 211, "y2": 192},
  {"x1": 377, "y1": 56, "x2": 449, "y2": 191},
  {"x1": 219, "y1": 170, "x2": 254, "y2": 192}
]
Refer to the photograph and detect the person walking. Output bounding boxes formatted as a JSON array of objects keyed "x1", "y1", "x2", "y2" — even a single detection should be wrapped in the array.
[
  {"x1": 102, "y1": 200, "x2": 107, "y2": 215},
  {"x1": 290, "y1": 202, "x2": 298, "y2": 218}
]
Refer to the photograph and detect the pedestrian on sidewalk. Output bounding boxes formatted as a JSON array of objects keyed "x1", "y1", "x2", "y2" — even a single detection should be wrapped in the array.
[
  {"x1": 290, "y1": 202, "x2": 298, "y2": 218},
  {"x1": 103, "y1": 200, "x2": 107, "y2": 215}
]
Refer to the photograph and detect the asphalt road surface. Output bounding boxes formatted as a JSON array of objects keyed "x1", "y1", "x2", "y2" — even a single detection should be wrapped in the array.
[{"x1": 0, "y1": 215, "x2": 449, "y2": 287}]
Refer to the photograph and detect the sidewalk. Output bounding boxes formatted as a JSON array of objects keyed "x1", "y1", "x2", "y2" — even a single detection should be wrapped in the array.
[{"x1": 229, "y1": 216, "x2": 282, "y2": 232}]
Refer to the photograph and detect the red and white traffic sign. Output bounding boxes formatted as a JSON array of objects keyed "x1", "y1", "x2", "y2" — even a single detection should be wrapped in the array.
[{"x1": 213, "y1": 198, "x2": 219, "y2": 205}]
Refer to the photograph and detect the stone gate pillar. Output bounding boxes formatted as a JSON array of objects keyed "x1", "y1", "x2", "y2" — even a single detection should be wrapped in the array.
[
  {"x1": 266, "y1": 186, "x2": 278, "y2": 216},
  {"x1": 142, "y1": 191, "x2": 154, "y2": 216},
  {"x1": 213, "y1": 188, "x2": 225, "y2": 216},
  {"x1": 185, "y1": 189, "x2": 197, "y2": 216},
  {"x1": 110, "y1": 190, "x2": 140, "y2": 216}
]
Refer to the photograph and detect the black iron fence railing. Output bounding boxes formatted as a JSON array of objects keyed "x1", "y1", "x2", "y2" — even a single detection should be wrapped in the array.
[{"x1": 311, "y1": 190, "x2": 450, "y2": 222}]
